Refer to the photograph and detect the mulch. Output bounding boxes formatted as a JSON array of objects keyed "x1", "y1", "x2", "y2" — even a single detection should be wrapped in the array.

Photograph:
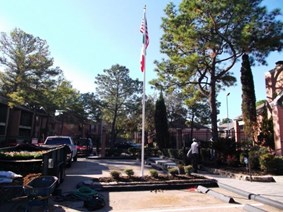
[{"x1": 95, "y1": 174, "x2": 202, "y2": 183}]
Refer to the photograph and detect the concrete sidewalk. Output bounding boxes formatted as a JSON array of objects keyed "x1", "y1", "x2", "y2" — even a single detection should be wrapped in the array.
[{"x1": 196, "y1": 171, "x2": 283, "y2": 210}]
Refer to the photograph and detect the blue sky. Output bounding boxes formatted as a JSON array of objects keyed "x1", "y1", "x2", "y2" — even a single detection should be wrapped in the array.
[{"x1": 0, "y1": 0, "x2": 282, "y2": 121}]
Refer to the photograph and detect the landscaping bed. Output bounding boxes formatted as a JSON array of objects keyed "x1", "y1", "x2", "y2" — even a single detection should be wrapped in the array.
[
  {"x1": 97, "y1": 174, "x2": 198, "y2": 182},
  {"x1": 203, "y1": 166, "x2": 276, "y2": 182},
  {"x1": 90, "y1": 174, "x2": 218, "y2": 191}
]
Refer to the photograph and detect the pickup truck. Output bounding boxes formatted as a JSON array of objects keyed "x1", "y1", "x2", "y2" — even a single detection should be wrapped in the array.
[{"x1": 44, "y1": 136, "x2": 77, "y2": 167}]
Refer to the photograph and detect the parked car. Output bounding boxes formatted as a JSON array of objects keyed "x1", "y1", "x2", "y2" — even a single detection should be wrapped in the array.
[
  {"x1": 114, "y1": 141, "x2": 141, "y2": 150},
  {"x1": 44, "y1": 136, "x2": 77, "y2": 167},
  {"x1": 75, "y1": 138, "x2": 93, "y2": 157}
]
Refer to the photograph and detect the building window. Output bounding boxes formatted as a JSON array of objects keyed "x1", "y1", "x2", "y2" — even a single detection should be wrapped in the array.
[
  {"x1": 20, "y1": 111, "x2": 32, "y2": 127},
  {"x1": 0, "y1": 104, "x2": 7, "y2": 123},
  {"x1": 19, "y1": 128, "x2": 31, "y2": 137}
]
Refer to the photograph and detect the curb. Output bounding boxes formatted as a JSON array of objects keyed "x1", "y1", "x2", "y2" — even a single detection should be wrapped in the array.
[
  {"x1": 218, "y1": 182, "x2": 283, "y2": 210},
  {"x1": 250, "y1": 194, "x2": 283, "y2": 210},
  {"x1": 198, "y1": 185, "x2": 268, "y2": 212},
  {"x1": 196, "y1": 185, "x2": 209, "y2": 193},
  {"x1": 197, "y1": 185, "x2": 235, "y2": 203},
  {"x1": 243, "y1": 204, "x2": 267, "y2": 212},
  {"x1": 218, "y1": 182, "x2": 251, "y2": 199},
  {"x1": 207, "y1": 189, "x2": 235, "y2": 203}
]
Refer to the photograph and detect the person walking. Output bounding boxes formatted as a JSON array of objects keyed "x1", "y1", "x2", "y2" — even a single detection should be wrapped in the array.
[{"x1": 190, "y1": 138, "x2": 199, "y2": 173}]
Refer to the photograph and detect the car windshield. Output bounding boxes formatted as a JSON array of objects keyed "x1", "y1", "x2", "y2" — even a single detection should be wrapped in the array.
[
  {"x1": 45, "y1": 138, "x2": 71, "y2": 145},
  {"x1": 76, "y1": 139, "x2": 89, "y2": 146}
]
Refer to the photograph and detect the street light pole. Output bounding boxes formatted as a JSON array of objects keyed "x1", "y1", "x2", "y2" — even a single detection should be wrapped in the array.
[{"x1": 226, "y1": 92, "x2": 230, "y2": 137}]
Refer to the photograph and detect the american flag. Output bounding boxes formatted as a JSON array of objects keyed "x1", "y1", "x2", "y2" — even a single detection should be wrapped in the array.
[
  {"x1": 140, "y1": 13, "x2": 149, "y2": 49},
  {"x1": 140, "y1": 8, "x2": 149, "y2": 72}
]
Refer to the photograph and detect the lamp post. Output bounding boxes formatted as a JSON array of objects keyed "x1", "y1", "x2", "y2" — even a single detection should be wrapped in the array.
[
  {"x1": 226, "y1": 92, "x2": 230, "y2": 137},
  {"x1": 55, "y1": 110, "x2": 64, "y2": 135}
]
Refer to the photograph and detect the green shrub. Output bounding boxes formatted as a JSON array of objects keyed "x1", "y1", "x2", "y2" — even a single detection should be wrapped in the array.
[
  {"x1": 161, "y1": 149, "x2": 184, "y2": 160},
  {"x1": 213, "y1": 138, "x2": 237, "y2": 156},
  {"x1": 168, "y1": 149, "x2": 179, "y2": 159},
  {"x1": 161, "y1": 149, "x2": 169, "y2": 158},
  {"x1": 226, "y1": 154, "x2": 238, "y2": 166},
  {"x1": 259, "y1": 154, "x2": 283, "y2": 174},
  {"x1": 184, "y1": 165, "x2": 193, "y2": 175},
  {"x1": 168, "y1": 167, "x2": 179, "y2": 176},
  {"x1": 149, "y1": 169, "x2": 158, "y2": 178},
  {"x1": 124, "y1": 169, "x2": 134, "y2": 177},
  {"x1": 177, "y1": 164, "x2": 184, "y2": 174},
  {"x1": 248, "y1": 146, "x2": 260, "y2": 170},
  {"x1": 110, "y1": 170, "x2": 121, "y2": 180},
  {"x1": 200, "y1": 148, "x2": 210, "y2": 161},
  {"x1": 145, "y1": 147, "x2": 162, "y2": 158},
  {"x1": 251, "y1": 146, "x2": 269, "y2": 170},
  {"x1": 268, "y1": 157, "x2": 283, "y2": 175}
]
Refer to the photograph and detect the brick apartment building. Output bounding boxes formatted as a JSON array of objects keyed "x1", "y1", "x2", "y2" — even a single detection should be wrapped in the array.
[
  {"x1": 228, "y1": 61, "x2": 283, "y2": 156},
  {"x1": 0, "y1": 96, "x2": 96, "y2": 146}
]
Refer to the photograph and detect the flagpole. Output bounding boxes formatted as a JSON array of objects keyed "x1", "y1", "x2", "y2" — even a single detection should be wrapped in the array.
[
  {"x1": 140, "y1": 5, "x2": 147, "y2": 177},
  {"x1": 141, "y1": 52, "x2": 146, "y2": 177}
]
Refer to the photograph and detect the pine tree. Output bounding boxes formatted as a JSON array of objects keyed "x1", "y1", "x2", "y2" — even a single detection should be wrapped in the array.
[
  {"x1": 152, "y1": 0, "x2": 283, "y2": 142},
  {"x1": 0, "y1": 28, "x2": 61, "y2": 109},
  {"x1": 95, "y1": 64, "x2": 142, "y2": 143}
]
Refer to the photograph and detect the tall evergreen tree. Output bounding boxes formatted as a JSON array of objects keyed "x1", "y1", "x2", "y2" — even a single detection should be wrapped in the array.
[
  {"x1": 152, "y1": 0, "x2": 283, "y2": 142},
  {"x1": 165, "y1": 92, "x2": 187, "y2": 128},
  {"x1": 0, "y1": 28, "x2": 61, "y2": 109},
  {"x1": 154, "y1": 92, "x2": 169, "y2": 149},
  {"x1": 94, "y1": 64, "x2": 142, "y2": 143},
  {"x1": 79, "y1": 92, "x2": 102, "y2": 122},
  {"x1": 240, "y1": 54, "x2": 257, "y2": 141}
]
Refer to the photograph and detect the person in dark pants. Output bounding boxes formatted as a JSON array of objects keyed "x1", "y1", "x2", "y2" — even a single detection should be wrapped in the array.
[{"x1": 190, "y1": 138, "x2": 199, "y2": 173}]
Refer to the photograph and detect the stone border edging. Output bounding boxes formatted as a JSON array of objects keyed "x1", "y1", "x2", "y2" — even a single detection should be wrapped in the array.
[{"x1": 202, "y1": 167, "x2": 275, "y2": 182}]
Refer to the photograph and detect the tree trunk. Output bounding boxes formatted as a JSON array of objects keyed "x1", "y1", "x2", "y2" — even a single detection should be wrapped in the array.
[
  {"x1": 210, "y1": 74, "x2": 219, "y2": 141},
  {"x1": 190, "y1": 112, "x2": 195, "y2": 142},
  {"x1": 110, "y1": 103, "x2": 118, "y2": 144}
]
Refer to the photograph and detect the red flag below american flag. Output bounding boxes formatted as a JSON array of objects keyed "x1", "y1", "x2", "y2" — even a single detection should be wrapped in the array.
[{"x1": 140, "y1": 8, "x2": 149, "y2": 72}]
